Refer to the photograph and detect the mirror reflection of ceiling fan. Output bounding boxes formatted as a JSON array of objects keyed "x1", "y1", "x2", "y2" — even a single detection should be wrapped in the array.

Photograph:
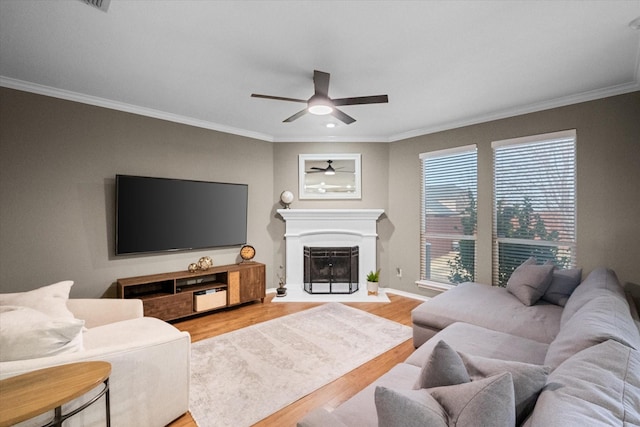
[
  {"x1": 251, "y1": 70, "x2": 388, "y2": 124},
  {"x1": 306, "y1": 160, "x2": 354, "y2": 175}
]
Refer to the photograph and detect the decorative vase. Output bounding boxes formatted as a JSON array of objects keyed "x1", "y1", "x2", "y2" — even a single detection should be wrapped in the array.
[
  {"x1": 276, "y1": 286, "x2": 287, "y2": 297},
  {"x1": 367, "y1": 281, "x2": 379, "y2": 296},
  {"x1": 198, "y1": 256, "x2": 213, "y2": 270}
]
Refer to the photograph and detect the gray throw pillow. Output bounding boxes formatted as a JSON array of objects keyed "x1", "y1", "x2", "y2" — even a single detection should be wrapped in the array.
[
  {"x1": 375, "y1": 386, "x2": 447, "y2": 427},
  {"x1": 506, "y1": 259, "x2": 554, "y2": 306},
  {"x1": 459, "y1": 352, "x2": 549, "y2": 425},
  {"x1": 413, "y1": 340, "x2": 470, "y2": 389},
  {"x1": 429, "y1": 372, "x2": 516, "y2": 427},
  {"x1": 541, "y1": 262, "x2": 582, "y2": 306}
]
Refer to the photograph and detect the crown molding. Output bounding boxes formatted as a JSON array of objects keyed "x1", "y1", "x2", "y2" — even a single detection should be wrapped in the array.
[
  {"x1": 3, "y1": 75, "x2": 637, "y2": 145},
  {"x1": 389, "y1": 80, "x2": 640, "y2": 142},
  {"x1": 272, "y1": 135, "x2": 391, "y2": 143},
  {"x1": 0, "y1": 76, "x2": 274, "y2": 142}
]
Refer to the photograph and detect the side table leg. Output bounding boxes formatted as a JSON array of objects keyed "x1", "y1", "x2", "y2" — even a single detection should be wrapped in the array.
[
  {"x1": 53, "y1": 406, "x2": 62, "y2": 427},
  {"x1": 104, "y1": 378, "x2": 111, "y2": 427}
]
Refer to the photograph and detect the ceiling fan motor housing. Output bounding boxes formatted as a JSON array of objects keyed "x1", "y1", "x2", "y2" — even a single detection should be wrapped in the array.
[{"x1": 307, "y1": 95, "x2": 333, "y2": 115}]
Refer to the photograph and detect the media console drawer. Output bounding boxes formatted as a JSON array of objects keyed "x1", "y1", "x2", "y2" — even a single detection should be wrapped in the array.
[
  {"x1": 143, "y1": 292, "x2": 192, "y2": 321},
  {"x1": 194, "y1": 290, "x2": 227, "y2": 312}
]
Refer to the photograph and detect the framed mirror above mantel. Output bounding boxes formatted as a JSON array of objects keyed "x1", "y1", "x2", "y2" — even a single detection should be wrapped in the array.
[{"x1": 298, "y1": 153, "x2": 361, "y2": 199}]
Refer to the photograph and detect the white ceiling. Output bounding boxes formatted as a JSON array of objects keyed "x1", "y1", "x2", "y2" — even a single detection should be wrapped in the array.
[{"x1": 1, "y1": 1, "x2": 639, "y2": 143}]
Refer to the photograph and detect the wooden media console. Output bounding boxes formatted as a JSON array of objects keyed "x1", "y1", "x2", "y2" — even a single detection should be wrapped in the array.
[{"x1": 117, "y1": 262, "x2": 265, "y2": 321}]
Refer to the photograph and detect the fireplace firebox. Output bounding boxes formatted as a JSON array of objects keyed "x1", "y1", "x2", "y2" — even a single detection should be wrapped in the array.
[{"x1": 303, "y1": 246, "x2": 359, "y2": 294}]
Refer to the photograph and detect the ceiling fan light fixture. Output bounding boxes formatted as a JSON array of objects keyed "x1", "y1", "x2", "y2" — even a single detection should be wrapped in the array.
[{"x1": 308, "y1": 96, "x2": 333, "y2": 115}]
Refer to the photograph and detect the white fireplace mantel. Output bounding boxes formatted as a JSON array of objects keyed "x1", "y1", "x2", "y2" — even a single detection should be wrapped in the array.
[{"x1": 277, "y1": 209, "x2": 384, "y2": 288}]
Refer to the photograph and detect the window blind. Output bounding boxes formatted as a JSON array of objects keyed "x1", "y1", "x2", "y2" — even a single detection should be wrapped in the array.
[
  {"x1": 420, "y1": 145, "x2": 477, "y2": 285},
  {"x1": 492, "y1": 130, "x2": 577, "y2": 286}
]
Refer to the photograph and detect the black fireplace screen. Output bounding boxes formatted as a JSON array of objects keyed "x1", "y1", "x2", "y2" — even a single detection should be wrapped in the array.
[{"x1": 303, "y1": 246, "x2": 359, "y2": 294}]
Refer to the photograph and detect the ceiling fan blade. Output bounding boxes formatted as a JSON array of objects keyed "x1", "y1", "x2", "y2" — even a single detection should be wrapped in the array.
[
  {"x1": 331, "y1": 108, "x2": 356, "y2": 125},
  {"x1": 332, "y1": 95, "x2": 389, "y2": 106},
  {"x1": 283, "y1": 109, "x2": 308, "y2": 123},
  {"x1": 251, "y1": 94, "x2": 307, "y2": 103},
  {"x1": 313, "y1": 70, "x2": 330, "y2": 97}
]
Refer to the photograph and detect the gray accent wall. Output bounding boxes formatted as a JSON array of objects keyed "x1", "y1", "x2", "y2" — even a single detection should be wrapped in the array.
[
  {"x1": 0, "y1": 88, "x2": 274, "y2": 297},
  {"x1": 386, "y1": 91, "x2": 640, "y2": 295},
  {"x1": 1, "y1": 87, "x2": 639, "y2": 298}
]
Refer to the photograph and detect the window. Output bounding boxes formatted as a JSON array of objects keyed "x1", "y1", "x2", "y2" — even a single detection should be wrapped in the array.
[
  {"x1": 492, "y1": 130, "x2": 577, "y2": 286},
  {"x1": 420, "y1": 145, "x2": 477, "y2": 287}
]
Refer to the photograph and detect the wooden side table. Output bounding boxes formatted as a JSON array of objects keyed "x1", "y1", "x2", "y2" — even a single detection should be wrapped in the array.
[{"x1": 0, "y1": 361, "x2": 111, "y2": 427}]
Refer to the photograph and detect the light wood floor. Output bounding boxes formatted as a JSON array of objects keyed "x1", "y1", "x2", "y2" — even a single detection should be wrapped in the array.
[{"x1": 167, "y1": 293, "x2": 422, "y2": 427}]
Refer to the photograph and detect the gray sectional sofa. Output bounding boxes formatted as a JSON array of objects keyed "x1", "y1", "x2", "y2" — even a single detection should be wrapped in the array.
[{"x1": 297, "y1": 267, "x2": 640, "y2": 426}]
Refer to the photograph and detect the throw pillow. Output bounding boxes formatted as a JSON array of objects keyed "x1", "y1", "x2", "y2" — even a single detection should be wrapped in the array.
[
  {"x1": 414, "y1": 340, "x2": 470, "y2": 389},
  {"x1": 0, "y1": 280, "x2": 75, "y2": 319},
  {"x1": 506, "y1": 259, "x2": 554, "y2": 306},
  {"x1": 458, "y1": 352, "x2": 549, "y2": 424},
  {"x1": 541, "y1": 262, "x2": 582, "y2": 306},
  {"x1": 429, "y1": 372, "x2": 516, "y2": 427},
  {"x1": 375, "y1": 386, "x2": 447, "y2": 427},
  {"x1": 0, "y1": 305, "x2": 84, "y2": 362}
]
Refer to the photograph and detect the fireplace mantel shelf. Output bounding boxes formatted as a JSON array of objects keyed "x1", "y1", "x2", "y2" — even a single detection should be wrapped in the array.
[{"x1": 277, "y1": 209, "x2": 384, "y2": 221}]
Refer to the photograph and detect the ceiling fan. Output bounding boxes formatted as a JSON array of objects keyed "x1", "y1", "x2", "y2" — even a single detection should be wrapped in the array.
[
  {"x1": 306, "y1": 160, "x2": 345, "y2": 175},
  {"x1": 251, "y1": 70, "x2": 388, "y2": 125}
]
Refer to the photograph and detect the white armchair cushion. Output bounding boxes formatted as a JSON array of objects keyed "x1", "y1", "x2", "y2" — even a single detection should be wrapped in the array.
[
  {"x1": 67, "y1": 298, "x2": 143, "y2": 329},
  {"x1": 0, "y1": 306, "x2": 84, "y2": 362},
  {"x1": 0, "y1": 280, "x2": 75, "y2": 319}
]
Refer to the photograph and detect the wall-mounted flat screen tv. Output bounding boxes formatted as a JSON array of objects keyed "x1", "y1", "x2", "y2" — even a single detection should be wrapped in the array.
[{"x1": 115, "y1": 175, "x2": 248, "y2": 255}]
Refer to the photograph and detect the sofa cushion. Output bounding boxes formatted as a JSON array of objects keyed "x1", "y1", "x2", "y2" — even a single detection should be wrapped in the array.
[
  {"x1": 561, "y1": 267, "x2": 626, "y2": 327},
  {"x1": 412, "y1": 283, "x2": 562, "y2": 345},
  {"x1": 429, "y1": 372, "x2": 516, "y2": 427},
  {"x1": 0, "y1": 280, "x2": 75, "y2": 320},
  {"x1": 375, "y1": 387, "x2": 447, "y2": 427},
  {"x1": 296, "y1": 408, "x2": 349, "y2": 427},
  {"x1": 544, "y1": 293, "x2": 640, "y2": 369},
  {"x1": 458, "y1": 352, "x2": 548, "y2": 425},
  {"x1": 407, "y1": 323, "x2": 549, "y2": 367},
  {"x1": 330, "y1": 363, "x2": 420, "y2": 427},
  {"x1": 414, "y1": 340, "x2": 470, "y2": 389},
  {"x1": 541, "y1": 265, "x2": 582, "y2": 306},
  {"x1": 525, "y1": 340, "x2": 640, "y2": 426},
  {"x1": 0, "y1": 305, "x2": 84, "y2": 361},
  {"x1": 506, "y1": 260, "x2": 554, "y2": 306}
]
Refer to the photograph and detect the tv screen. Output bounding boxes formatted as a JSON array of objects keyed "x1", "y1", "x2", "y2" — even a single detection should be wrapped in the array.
[{"x1": 115, "y1": 175, "x2": 248, "y2": 255}]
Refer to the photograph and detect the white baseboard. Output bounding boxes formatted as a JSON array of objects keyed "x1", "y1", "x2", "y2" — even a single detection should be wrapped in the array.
[{"x1": 267, "y1": 286, "x2": 431, "y2": 302}]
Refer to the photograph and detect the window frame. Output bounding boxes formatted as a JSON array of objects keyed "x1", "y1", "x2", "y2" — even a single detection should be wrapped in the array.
[
  {"x1": 491, "y1": 129, "x2": 577, "y2": 286},
  {"x1": 418, "y1": 144, "x2": 478, "y2": 291}
]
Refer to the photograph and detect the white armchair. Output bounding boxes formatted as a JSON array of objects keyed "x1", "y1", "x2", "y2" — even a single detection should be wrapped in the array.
[{"x1": 1, "y1": 298, "x2": 191, "y2": 427}]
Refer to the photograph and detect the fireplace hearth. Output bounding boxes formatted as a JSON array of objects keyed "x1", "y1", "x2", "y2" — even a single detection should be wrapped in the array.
[{"x1": 304, "y1": 246, "x2": 359, "y2": 294}]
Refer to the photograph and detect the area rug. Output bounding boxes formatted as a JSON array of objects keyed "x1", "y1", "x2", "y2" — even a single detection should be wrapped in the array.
[
  {"x1": 270, "y1": 284, "x2": 390, "y2": 303},
  {"x1": 189, "y1": 302, "x2": 412, "y2": 427}
]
